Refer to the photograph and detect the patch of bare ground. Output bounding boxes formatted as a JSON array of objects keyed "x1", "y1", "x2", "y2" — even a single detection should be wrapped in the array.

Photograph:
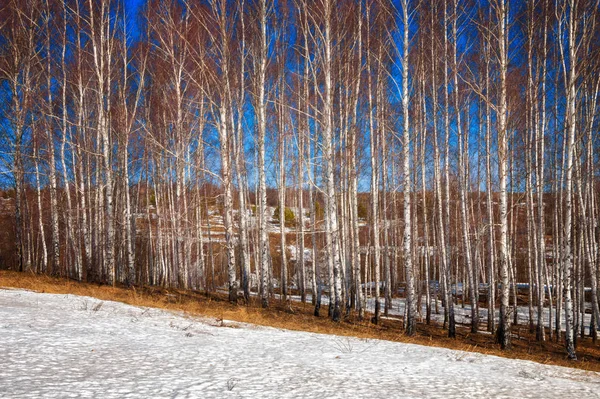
[{"x1": 1, "y1": 270, "x2": 599, "y2": 372}]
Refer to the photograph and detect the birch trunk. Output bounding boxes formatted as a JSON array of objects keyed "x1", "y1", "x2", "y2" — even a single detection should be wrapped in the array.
[
  {"x1": 366, "y1": 1, "x2": 381, "y2": 324},
  {"x1": 452, "y1": 0, "x2": 477, "y2": 333},
  {"x1": 400, "y1": 0, "x2": 416, "y2": 336},
  {"x1": 483, "y1": 23, "x2": 496, "y2": 333},
  {"x1": 442, "y1": 0, "x2": 456, "y2": 337},
  {"x1": 560, "y1": 0, "x2": 578, "y2": 359},
  {"x1": 495, "y1": 0, "x2": 511, "y2": 349},
  {"x1": 213, "y1": 0, "x2": 238, "y2": 302},
  {"x1": 536, "y1": 0, "x2": 550, "y2": 341},
  {"x1": 257, "y1": 0, "x2": 270, "y2": 308},
  {"x1": 44, "y1": 0, "x2": 61, "y2": 276},
  {"x1": 350, "y1": 3, "x2": 364, "y2": 319},
  {"x1": 34, "y1": 145, "x2": 48, "y2": 273},
  {"x1": 322, "y1": 0, "x2": 343, "y2": 321}
]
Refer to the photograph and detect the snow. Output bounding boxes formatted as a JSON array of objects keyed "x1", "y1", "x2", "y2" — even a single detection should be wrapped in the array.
[
  {"x1": 303, "y1": 289, "x2": 593, "y2": 335},
  {"x1": 1, "y1": 289, "x2": 599, "y2": 398},
  {"x1": 286, "y1": 244, "x2": 313, "y2": 262}
]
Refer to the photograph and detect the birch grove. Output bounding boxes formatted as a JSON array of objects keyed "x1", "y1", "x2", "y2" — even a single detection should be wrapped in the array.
[{"x1": 1, "y1": 0, "x2": 599, "y2": 359}]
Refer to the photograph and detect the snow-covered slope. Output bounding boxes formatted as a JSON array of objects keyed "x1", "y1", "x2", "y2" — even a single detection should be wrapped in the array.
[{"x1": 1, "y1": 289, "x2": 598, "y2": 398}]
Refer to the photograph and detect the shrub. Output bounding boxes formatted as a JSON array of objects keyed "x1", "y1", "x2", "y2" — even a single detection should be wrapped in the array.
[
  {"x1": 274, "y1": 206, "x2": 296, "y2": 227},
  {"x1": 357, "y1": 202, "x2": 368, "y2": 219},
  {"x1": 314, "y1": 201, "x2": 324, "y2": 221}
]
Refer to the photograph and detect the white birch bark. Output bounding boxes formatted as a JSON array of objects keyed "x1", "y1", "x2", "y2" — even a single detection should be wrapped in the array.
[
  {"x1": 234, "y1": 1, "x2": 251, "y2": 301},
  {"x1": 211, "y1": 0, "x2": 238, "y2": 302},
  {"x1": 74, "y1": 1, "x2": 92, "y2": 275},
  {"x1": 34, "y1": 145, "x2": 48, "y2": 273},
  {"x1": 452, "y1": 0, "x2": 477, "y2": 333},
  {"x1": 43, "y1": 0, "x2": 61, "y2": 276},
  {"x1": 350, "y1": 2, "x2": 364, "y2": 319},
  {"x1": 58, "y1": 1, "x2": 81, "y2": 280},
  {"x1": 257, "y1": 0, "x2": 270, "y2": 308},
  {"x1": 420, "y1": 75, "x2": 431, "y2": 325},
  {"x1": 278, "y1": 99, "x2": 288, "y2": 302},
  {"x1": 559, "y1": 0, "x2": 579, "y2": 359},
  {"x1": 442, "y1": 0, "x2": 456, "y2": 337},
  {"x1": 535, "y1": 0, "x2": 550, "y2": 341},
  {"x1": 483, "y1": 20, "x2": 496, "y2": 333},
  {"x1": 322, "y1": 0, "x2": 343, "y2": 321},
  {"x1": 400, "y1": 0, "x2": 416, "y2": 336},
  {"x1": 366, "y1": 1, "x2": 381, "y2": 323},
  {"x1": 495, "y1": 0, "x2": 511, "y2": 349},
  {"x1": 298, "y1": 107, "x2": 307, "y2": 303}
]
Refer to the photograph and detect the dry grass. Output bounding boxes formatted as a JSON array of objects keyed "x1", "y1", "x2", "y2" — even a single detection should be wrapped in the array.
[{"x1": 1, "y1": 269, "x2": 599, "y2": 372}]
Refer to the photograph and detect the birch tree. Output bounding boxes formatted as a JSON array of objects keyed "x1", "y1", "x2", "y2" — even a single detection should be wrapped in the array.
[
  {"x1": 492, "y1": 0, "x2": 512, "y2": 350},
  {"x1": 398, "y1": 0, "x2": 417, "y2": 336}
]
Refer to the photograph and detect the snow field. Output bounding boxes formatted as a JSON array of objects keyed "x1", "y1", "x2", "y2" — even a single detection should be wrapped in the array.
[{"x1": 1, "y1": 289, "x2": 598, "y2": 398}]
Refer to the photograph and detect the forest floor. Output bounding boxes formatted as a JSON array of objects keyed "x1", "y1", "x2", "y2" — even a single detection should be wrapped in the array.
[{"x1": 1, "y1": 270, "x2": 600, "y2": 374}]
